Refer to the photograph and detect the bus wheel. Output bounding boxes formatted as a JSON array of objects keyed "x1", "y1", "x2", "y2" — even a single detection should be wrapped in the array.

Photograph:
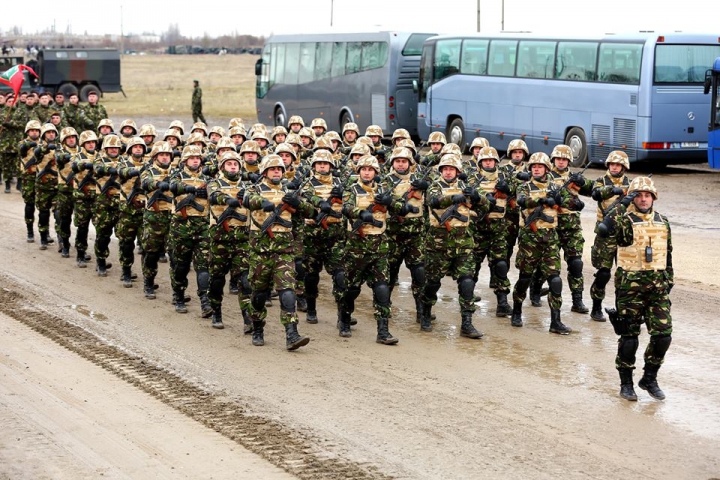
[
  {"x1": 448, "y1": 118, "x2": 466, "y2": 152},
  {"x1": 340, "y1": 110, "x2": 353, "y2": 127},
  {"x1": 565, "y1": 127, "x2": 588, "y2": 167},
  {"x1": 57, "y1": 82, "x2": 78, "y2": 99},
  {"x1": 79, "y1": 84, "x2": 100, "y2": 102},
  {"x1": 274, "y1": 107, "x2": 286, "y2": 128}
]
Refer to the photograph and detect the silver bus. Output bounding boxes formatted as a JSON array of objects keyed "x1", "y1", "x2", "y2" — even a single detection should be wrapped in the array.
[{"x1": 255, "y1": 31, "x2": 435, "y2": 136}]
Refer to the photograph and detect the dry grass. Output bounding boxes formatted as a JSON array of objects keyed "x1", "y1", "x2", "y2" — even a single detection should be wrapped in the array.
[{"x1": 101, "y1": 54, "x2": 259, "y2": 121}]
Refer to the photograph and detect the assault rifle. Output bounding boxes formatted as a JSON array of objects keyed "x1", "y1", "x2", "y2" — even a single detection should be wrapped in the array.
[
  {"x1": 260, "y1": 176, "x2": 312, "y2": 238},
  {"x1": 99, "y1": 168, "x2": 122, "y2": 197},
  {"x1": 216, "y1": 204, "x2": 248, "y2": 233},
  {"x1": 436, "y1": 202, "x2": 470, "y2": 232},
  {"x1": 146, "y1": 183, "x2": 172, "y2": 212},
  {"x1": 176, "y1": 187, "x2": 206, "y2": 220},
  {"x1": 350, "y1": 185, "x2": 389, "y2": 238}
]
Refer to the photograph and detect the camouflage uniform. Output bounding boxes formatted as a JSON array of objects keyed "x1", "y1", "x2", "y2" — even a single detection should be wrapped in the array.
[
  {"x1": 116, "y1": 137, "x2": 148, "y2": 286},
  {"x1": 34, "y1": 103, "x2": 53, "y2": 124},
  {"x1": 192, "y1": 81, "x2": 206, "y2": 124},
  {"x1": 0, "y1": 103, "x2": 19, "y2": 190},
  {"x1": 33, "y1": 124, "x2": 60, "y2": 248},
  {"x1": 63, "y1": 102, "x2": 92, "y2": 133},
  {"x1": 71, "y1": 133, "x2": 100, "y2": 265},
  {"x1": 17, "y1": 119, "x2": 42, "y2": 241},
  {"x1": 499, "y1": 139, "x2": 530, "y2": 261},
  {"x1": 54, "y1": 127, "x2": 79, "y2": 256},
  {"x1": 83, "y1": 102, "x2": 108, "y2": 133},
  {"x1": 92, "y1": 136, "x2": 124, "y2": 276}
]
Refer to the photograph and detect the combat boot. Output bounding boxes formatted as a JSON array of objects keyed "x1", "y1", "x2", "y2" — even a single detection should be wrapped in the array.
[
  {"x1": 173, "y1": 290, "x2": 188, "y2": 313},
  {"x1": 460, "y1": 313, "x2": 483, "y2": 339},
  {"x1": 228, "y1": 277, "x2": 239, "y2": 295},
  {"x1": 200, "y1": 294, "x2": 213, "y2": 318},
  {"x1": 296, "y1": 294, "x2": 308, "y2": 313},
  {"x1": 638, "y1": 364, "x2": 666, "y2": 400},
  {"x1": 26, "y1": 224, "x2": 34, "y2": 243},
  {"x1": 39, "y1": 231, "x2": 49, "y2": 250},
  {"x1": 242, "y1": 309, "x2": 253, "y2": 334},
  {"x1": 76, "y1": 250, "x2": 87, "y2": 268},
  {"x1": 415, "y1": 296, "x2": 424, "y2": 324},
  {"x1": 376, "y1": 318, "x2": 399, "y2": 345},
  {"x1": 495, "y1": 292, "x2": 512, "y2": 317},
  {"x1": 571, "y1": 291, "x2": 589, "y2": 313},
  {"x1": 530, "y1": 284, "x2": 542, "y2": 307},
  {"x1": 305, "y1": 297, "x2": 318, "y2": 324},
  {"x1": 549, "y1": 309, "x2": 572, "y2": 335},
  {"x1": 510, "y1": 301, "x2": 523, "y2": 327},
  {"x1": 121, "y1": 266, "x2": 133, "y2": 288},
  {"x1": 4, "y1": 180, "x2": 10, "y2": 193},
  {"x1": 158, "y1": 253, "x2": 168, "y2": 263},
  {"x1": 96, "y1": 258, "x2": 108, "y2": 277},
  {"x1": 618, "y1": 369, "x2": 638, "y2": 401},
  {"x1": 56, "y1": 235, "x2": 63, "y2": 252},
  {"x1": 211, "y1": 306, "x2": 224, "y2": 329},
  {"x1": 60, "y1": 238, "x2": 70, "y2": 258},
  {"x1": 338, "y1": 307, "x2": 352, "y2": 338},
  {"x1": 16, "y1": 178, "x2": 22, "y2": 191},
  {"x1": 251, "y1": 320, "x2": 265, "y2": 346},
  {"x1": 143, "y1": 276, "x2": 156, "y2": 299},
  {"x1": 285, "y1": 322, "x2": 310, "y2": 351},
  {"x1": 590, "y1": 299, "x2": 606, "y2": 321}
]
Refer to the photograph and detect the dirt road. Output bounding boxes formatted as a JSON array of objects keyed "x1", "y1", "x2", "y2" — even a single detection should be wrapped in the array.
[{"x1": 0, "y1": 164, "x2": 719, "y2": 479}]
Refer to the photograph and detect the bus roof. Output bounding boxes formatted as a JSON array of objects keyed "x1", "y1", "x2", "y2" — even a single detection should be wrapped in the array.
[
  {"x1": 424, "y1": 32, "x2": 720, "y2": 45},
  {"x1": 265, "y1": 31, "x2": 433, "y2": 44}
]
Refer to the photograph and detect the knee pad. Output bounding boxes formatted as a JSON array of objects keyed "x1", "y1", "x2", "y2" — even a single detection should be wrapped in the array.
[
  {"x1": 305, "y1": 274, "x2": 320, "y2": 296},
  {"x1": 410, "y1": 264, "x2": 425, "y2": 286},
  {"x1": 240, "y1": 271, "x2": 252, "y2": 295},
  {"x1": 493, "y1": 260, "x2": 509, "y2": 280},
  {"x1": 618, "y1": 335, "x2": 640, "y2": 363},
  {"x1": 294, "y1": 257, "x2": 306, "y2": 278},
  {"x1": 196, "y1": 270, "x2": 210, "y2": 291},
  {"x1": 515, "y1": 275, "x2": 532, "y2": 294},
  {"x1": 568, "y1": 256, "x2": 584, "y2": 278},
  {"x1": 548, "y1": 275, "x2": 563, "y2": 296},
  {"x1": 332, "y1": 270, "x2": 346, "y2": 291},
  {"x1": 458, "y1": 275, "x2": 475, "y2": 300},
  {"x1": 278, "y1": 288, "x2": 296, "y2": 312},
  {"x1": 251, "y1": 290, "x2": 269, "y2": 311},
  {"x1": 373, "y1": 281, "x2": 391, "y2": 307},
  {"x1": 595, "y1": 268, "x2": 611, "y2": 287},
  {"x1": 649, "y1": 334, "x2": 672, "y2": 358}
]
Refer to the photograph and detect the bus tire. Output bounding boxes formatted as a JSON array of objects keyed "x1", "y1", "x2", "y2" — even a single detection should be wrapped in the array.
[
  {"x1": 340, "y1": 110, "x2": 354, "y2": 127},
  {"x1": 565, "y1": 127, "x2": 588, "y2": 167},
  {"x1": 79, "y1": 84, "x2": 100, "y2": 102},
  {"x1": 274, "y1": 107, "x2": 286, "y2": 128},
  {"x1": 57, "y1": 82, "x2": 78, "y2": 99},
  {"x1": 448, "y1": 118, "x2": 466, "y2": 152}
]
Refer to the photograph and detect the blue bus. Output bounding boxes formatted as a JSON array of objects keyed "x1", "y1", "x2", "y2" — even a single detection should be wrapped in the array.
[
  {"x1": 706, "y1": 57, "x2": 720, "y2": 168},
  {"x1": 256, "y1": 31, "x2": 435, "y2": 136},
  {"x1": 416, "y1": 32, "x2": 720, "y2": 166}
]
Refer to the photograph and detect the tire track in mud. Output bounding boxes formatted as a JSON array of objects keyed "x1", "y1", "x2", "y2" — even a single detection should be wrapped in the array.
[{"x1": 0, "y1": 278, "x2": 391, "y2": 480}]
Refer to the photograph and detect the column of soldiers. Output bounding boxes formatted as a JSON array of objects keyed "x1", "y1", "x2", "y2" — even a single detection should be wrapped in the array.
[{"x1": 2, "y1": 110, "x2": 673, "y2": 400}]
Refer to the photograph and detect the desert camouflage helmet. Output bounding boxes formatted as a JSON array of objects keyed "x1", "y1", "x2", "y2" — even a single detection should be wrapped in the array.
[
  {"x1": 251, "y1": 129, "x2": 270, "y2": 143},
  {"x1": 605, "y1": 150, "x2": 630, "y2": 170},
  {"x1": 313, "y1": 136, "x2": 333, "y2": 151},
  {"x1": 550, "y1": 144, "x2": 573, "y2": 162},
  {"x1": 354, "y1": 154, "x2": 381, "y2": 173},
  {"x1": 349, "y1": 143, "x2": 371, "y2": 157},
  {"x1": 356, "y1": 136, "x2": 374, "y2": 149},
  {"x1": 119, "y1": 119, "x2": 138, "y2": 134},
  {"x1": 228, "y1": 117, "x2": 244, "y2": 129},
  {"x1": 229, "y1": 126, "x2": 247, "y2": 138},
  {"x1": 150, "y1": 141, "x2": 172, "y2": 158},
  {"x1": 390, "y1": 147, "x2": 414, "y2": 164},
  {"x1": 288, "y1": 115, "x2": 305, "y2": 128},
  {"x1": 163, "y1": 128, "x2": 182, "y2": 141},
  {"x1": 259, "y1": 154, "x2": 286, "y2": 174},
  {"x1": 342, "y1": 122, "x2": 360, "y2": 136},
  {"x1": 139, "y1": 124, "x2": 157, "y2": 137},
  {"x1": 470, "y1": 137, "x2": 490, "y2": 150},
  {"x1": 324, "y1": 131, "x2": 341, "y2": 143},
  {"x1": 311, "y1": 149, "x2": 336, "y2": 168},
  {"x1": 101, "y1": 134, "x2": 123, "y2": 149},
  {"x1": 507, "y1": 139, "x2": 530, "y2": 156},
  {"x1": 365, "y1": 125, "x2": 383, "y2": 137},
  {"x1": 98, "y1": 118, "x2": 114, "y2": 130},
  {"x1": 271, "y1": 125, "x2": 288, "y2": 140},
  {"x1": 527, "y1": 152, "x2": 552, "y2": 170},
  {"x1": 60, "y1": 126, "x2": 79, "y2": 143},
  {"x1": 397, "y1": 138, "x2": 417, "y2": 155},
  {"x1": 249, "y1": 122, "x2": 267, "y2": 136},
  {"x1": 209, "y1": 125, "x2": 226, "y2": 137},
  {"x1": 478, "y1": 146, "x2": 500, "y2": 162},
  {"x1": 216, "y1": 137, "x2": 236, "y2": 152},
  {"x1": 298, "y1": 127, "x2": 316, "y2": 141},
  {"x1": 40, "y1": 123, "x2": 58, "y2": 138},
  {"x1": 191, "y1": 122, "x2": 208, "y2": 136},
  {"x1": 440, "y1": 143, "x2": 462, "y2": 156},
  {"x1": 182, "y1": 144, "x2": 203, "y2": 161},
  {"x1": 391, "y1": 128, "x2": 410, "y2": 142},
  {"x1": 627, "y1": 176, "x2": 658, "y2": 199},
  {"x1": 25, "y1": 119, "x2": 42, "y2": 133},
  {"x1": 240, "y1": 139, "x2": 262, "y2": 155},
  {"x1": 169, "y1": 120, "x2": 185, "y2": 135},
  {"x1": 285, "y1": 133, "x2": 302, "y2": 146},
  {"x1": 274, "y1": 142, "x2": 297, "y2": 160},
  {"x1": 219, "y1": 150, "x2": 241, "y2": 168},
  {"x1": 437, "y1": 153, "x2": 463, "y2": 171},
  {"x1": 428, "y1": 131, "x2": 447, "y2": 145},
  {"x1": 79, "y1": 130, "x2": 98, "y2": 145},
  {"x1": 187, "y1": 132, "x2": 207, "y2": 146},
  {"x1": 310, "y1": 118, "x2": 327, "y2": 130},
  {"x1": 126, "y1": 136, "x2": 147, "y2": 155}
]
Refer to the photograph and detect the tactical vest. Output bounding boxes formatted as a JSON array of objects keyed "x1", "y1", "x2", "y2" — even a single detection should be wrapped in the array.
[
  {"x1": 520, "y1": 179, "x2": 557, "y2": 229},
  {"x1": 173, "y1": 167, "x2": 209, "y2": 218},
  {"x1": 120, "y1": 156, "x2": 147, "y2": 208},
  {"x1": 95, "y1": 156, "x2": 122, "y2": 197},
  {"x1": 74, "y1": 151, "x2": 97, "y2": 196},
  {"x1": 596, "y1": 173, "x2": 630, "y2": 221},
  {"x1": 19, "y1": 140, "x2": 37, "y2": 174},
  {"x1": 348, "y1": 182, "x2": 386, "y2": 235},
  {"x1": 550, "y1": 169, "x2": 577, "y2": 216},
  {"x1": 388, "y1": 172, "x2": 423, "y2": 220},
  {"x1": 476, "y1": 169, "x2": 506, "y2": 219},
  {"x1": 145, "y1": 165, "x2": 172, "y2": 211},
  {"x1": 58, "y1": 147, "x2": 78, "y2": 187},
  {"x1": 250, "y1": 181, "x2": 292, "y2": 233},
  {"x1": 617, "y1": 207, "x2": 669, "y2": 272},
  {"x1": 36, "y1": 145, "x2": 58, "y2": 185},
  {"x1": 210, "y1": 176, "x2": 249, "y2": 229},
  {"x1": 429, "y1": 180, "x2": 471, "y2": 229},
  {"x1": 305, "y1": 174, "x2": 343, "y2": 226}
]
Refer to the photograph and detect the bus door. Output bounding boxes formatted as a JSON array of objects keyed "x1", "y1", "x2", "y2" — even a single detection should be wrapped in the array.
[
  {"x1": 415, "y1": 44, "x2": 434, "y2": 140},
  {"x1": 705, "y1": 57, "x2": 720, "y2": 168}
]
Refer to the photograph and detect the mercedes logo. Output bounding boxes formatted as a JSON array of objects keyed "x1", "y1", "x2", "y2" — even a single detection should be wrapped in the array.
[{"x1": 688, "y1": 111, "x2": 695, "y2": 120}]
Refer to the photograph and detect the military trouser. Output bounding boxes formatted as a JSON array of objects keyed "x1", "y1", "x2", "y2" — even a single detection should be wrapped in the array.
[
  {"x1": 292, "y1": 223, "x2": 306, "y2": 298},
  {"x1": 505, "y1": 211, "x2": 520, "y2": 261},
  {"x1": 35, "y1": 185, "x2": 58, "y2": 234},
  {"x1": 208, "y1": 225, "x2": 251, "y2": 312},
  {"x1": 0, "y1": 152, "x2": 17, "y2": 180},
  {"x1": 471, "y1": 218, "x2": 511, "y2": 295},
  {"x1": 303, "y1": 223, "x2": 345, "y2": 304},
  {"x1": 92, "y1": 195, "x2": 121, "y2": 261},
  {"x1": 73, "y1": 193, "x2": 96, "y2": 253},
  {"x1": 513, "y1": 228, "x2": 562, "y2": 310},
  {"x1": 54, "y1": 187, "x2": 74, "y2": 245},
  {"x1": 591, "y1": 221, "x2": 617, "y2": 301},
  {"x1": 21, "y1": 171, "x2": 36, "y2": 226},
  {"x1": 192, "y1": 109, "x2": 206, "y2": 124},
  {"x1": 386, "y1": 218, "x2": 426, "y2": 300},
  {"x1": 422, "y1": 227, "x2": 476, "y2": 315},
  {"x1": 340, "y1": 234, "x2": 391, "y2": 322},
  {"x1": 247, "y1": 232, "x2": 299, "y2": 326},
  {"x1": 116, "y1": 205, "x2": 144, "y2": 269},
  {"x1": 141, "y1": 210, "x2": 171, "y2": 279},
  {"x1": 170, "y1": 216, "x2": 210, "y2": 296},
  {"x1": 614, "y1": 269, "x2": 673, "y2": 370}
]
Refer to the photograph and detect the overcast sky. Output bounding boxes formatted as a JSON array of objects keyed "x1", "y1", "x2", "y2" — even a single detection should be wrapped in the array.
[{"x1": 7, "y1": 0, "x2": 718, "y2": 39}]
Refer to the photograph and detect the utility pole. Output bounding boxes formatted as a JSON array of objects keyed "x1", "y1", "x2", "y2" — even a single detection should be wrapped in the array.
[
  {"x1": 501, "y1": 0, "x2": 505, "y2": 31},
  {"x1": 476, "y1": 0, "x2": 481, "y2": 32},
  {"x1": 330, "y1": 0, "x2": 334, "y2": 27},
  {"x1": 120, "y1": 5, "x2": 124, "y2": 54}
]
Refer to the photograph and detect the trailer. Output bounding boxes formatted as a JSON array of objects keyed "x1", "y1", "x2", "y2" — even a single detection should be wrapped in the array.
[{"x1": 37, "y1": 48, "x2": 122, "y2": 101}]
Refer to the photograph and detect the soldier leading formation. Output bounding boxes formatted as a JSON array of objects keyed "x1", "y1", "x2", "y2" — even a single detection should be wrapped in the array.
[{"x1": 0, "y1": 102, "x2": 674, "y2": 401}]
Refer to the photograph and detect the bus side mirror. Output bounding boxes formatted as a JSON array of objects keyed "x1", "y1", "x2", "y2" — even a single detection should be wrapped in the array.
[
  {"x1": 412, "y1": 79, "x2": 418, "y2": 94},
  {"x1": 704, "y1": 71, "x2": 712, "y2": 95},
  {"x1": 255, "y1": 58, "x2": 262, "y2": 76}
]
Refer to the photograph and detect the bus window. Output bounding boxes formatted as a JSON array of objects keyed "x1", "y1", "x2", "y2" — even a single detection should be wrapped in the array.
[
  {"x1": 655, "y1": 44, "x2": 720, "y2": 83},
  {"x1": 298, "y1": 42, "x2": 316, "y2": 84},
  {"x1": 315, "y1": 42, "x2": 333, "y2": 81},
  {"x1": 347, "y1": 42, "x2": 362, "y2": 74},
  {"x1": 283, "y1": 43, "x2": 300, "y2": 85},
  {"x1": 362, "y1": 42, "x2": 389, "y2": 71},
  {"x1": 419, "y1": 43, "x2": 433, "y2": 102},
  {"x1": 331, "y1": 42, "x2": 347, "y2": 78},
  {"x1": 555, "y1": 42, "x2": 598, "y2": 81},
  {"x1": 598, "y1": 43, "x2": 642, "y2": 84},
  {"x1": 460, "y1": 39, "x2": 489, "y2": 75},
  {"x1": 488, "y1": 40, "x2": 517, "y2": 77},
  {"x1": 403, "y1": 34, "x2": 434, "y2": 56},
  {"x1": 433, "y1": 39, "x2": 461, "y2": 82},
  {"x1": 517, "y1": 41, "x2": 556, "y2": 79},
  {"x1": 271, "y1": 44, "x2": 285, "y2": 85}
]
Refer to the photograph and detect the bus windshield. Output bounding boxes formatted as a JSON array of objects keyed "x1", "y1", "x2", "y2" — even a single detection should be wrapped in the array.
[
  {"x1": 655, "y1": 44, "x2": 720, "y2": 83},
  {"x1": 402, "y1": 34, "x2": 435, "y2": 56}
]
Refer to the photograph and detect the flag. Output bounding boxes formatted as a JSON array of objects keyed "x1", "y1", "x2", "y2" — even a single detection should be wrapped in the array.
[{"x1": 0, "y1": 65, "x2": 38, "y2": 105}]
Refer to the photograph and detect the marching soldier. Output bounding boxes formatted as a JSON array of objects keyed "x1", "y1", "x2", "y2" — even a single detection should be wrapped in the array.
[
  {"x1": 32, "y1": 123, "x2": 60, "y2": 249},
  {"x1": 18, "y1": 120, "x2": 43, "y2": 242},
  {"x1": 97, "y1": 118, "x2": 114, "y2": 147},
  {"x1": 119, "y1": 119, "x2": 138, "y2": 146},
  {"x1": 92, "y1": 135, "x2": 125, "y2": 276},
  {"x1": 420, "y1": 131, "x2": 446, "y2": 168},
  {"x1": 341, "y1": 122, "x2": 360, "y2": 153},
  {"x1": 310, "y1": 118, "x2": 327, "y2": 138},
  {"x1": 71, "y1": 131, "x2": 100, "y2": 267},
  {"x1": 35, "y1": 91, "x2": 53, "y2": 123},
  {"x1": 500, "y1": 138, "x2": 531, "y2": 263},
  {"x1": 83, "y1": 90, "x2": 108, "y2": 132},
  {"x1": 287, "y1": 115, "x2": 304, "y2": 135},
  {"x1": 54, "y1": 127, "x2": 79, "y2": 257}
]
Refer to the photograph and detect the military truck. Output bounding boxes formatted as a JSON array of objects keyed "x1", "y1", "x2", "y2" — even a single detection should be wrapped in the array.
[{"x1": 37, "y1": 48, "x2": 122, "y2": 101}]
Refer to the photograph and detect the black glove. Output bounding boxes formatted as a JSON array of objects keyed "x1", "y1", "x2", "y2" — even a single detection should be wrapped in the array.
[
  {"x1": 225, "y1": 197, "x2": 241, "y2": 208},
  {"x1": 282, "y1": 192, "x2": 301, "y2": 208},
  {"x1": 544, "y1": 196, "x2": 556, "y2": 208},
  {"x1": 451, "y1": 194, "x2": 466, "y2": 205},
  {"x1": 46, "y1": 143, "x2": 57, "y2": 151},
  {"x1": 374, "y1": 193, "x2": 393, "y2": 207},
  {"x1": 83, "y1": 162, "x2": 94, "y2": 171},
  {"x1": 248, "y1": 172, "x2": 260, "y2": 183},
  {"x1": 399, "y1": 202, "x2": 420, "y2": 216},
  {"x1": 127, "y1": 168, "x2": 140, "y2": 178},
  {"x1": 486, "y1": 193, "x2": 497, "y2": 205},
  {"x1": 495, "y1": 180, "x2": 511, "y2": 195},
  {"x1": 569, "y1": 173, "x2": 585, "y2": 185},
  {"x1": 195, "y1": 187, "x2": 208, "y2": 199},
  {"x1": 28, "y1": 141, "x2": 37, "y2": 148},
  {"x1": 157, "y1": 181, "x2": 170, "y2": 191},
  {"x1": 202, "y1": 166, "x2": 212, "y2": 176},
  {"x1": 119, "y1": 144, "x2": 127, "y2": 155},
  {"x1": 611, "y1": 186, "x2": 624, "y2": 196},
  {"x1": 458, "y1": 172, "x2": 468, "y2": 182},
  {"x1": 667, "y1": 284, "x2": 673, "y2": 295},
  {"x1": 620, "y1": 192, "x2": 636, "y2": 207},
  {"x1": 19, "y1": 145, "x2": 29, "y2": 156},
  {"x1": 319, "y1": 201, "x2": 334, "y2": 214},
  {"x1": 359, "y1": 210, "x2": 374, "y2": 222},
  {"x1": 463, "y1": 186, "x2": 481, "y2": 203},
  {"x1": 261, "y1": 199, "x2": 275, "y2": 212},
  {"x1": 516, "y1": 171, "x2": 530, "y2": 182},
  {"x1": 411, "y1": 178, "x2": 429, "y2": 191},
  {"x1": 172, "y1": 149, "x2": 181, "y2": 159},
  {"x1": 330, "y1": 185, "x2": 344, "y2": 198},
  {"x1": 107, "y1": 167, "x2": 118, "y2": 175},
  {"x1": 286, "y1": 178, "x2": 301, "y2": 190},
  {"x1": 569, "y1": 197, "x2": 585, "y2": 211},
  {"x1": 183, "y1": 185, "x2": 197, "y2": 194}
]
